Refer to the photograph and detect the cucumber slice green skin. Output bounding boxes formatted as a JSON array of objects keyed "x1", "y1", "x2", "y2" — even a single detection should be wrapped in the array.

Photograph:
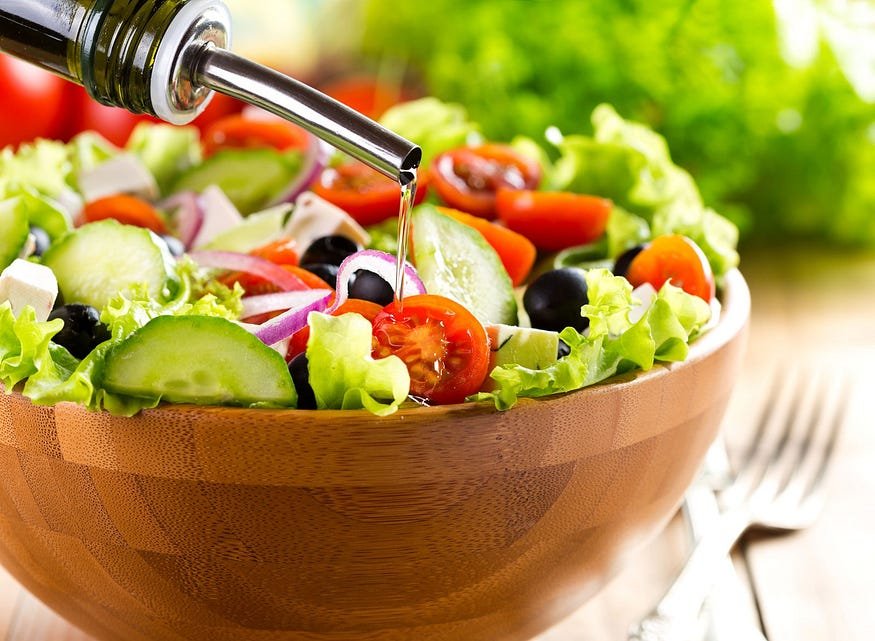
[
  {"x1": 172, "y1": 148, "x2": 303, "y2": 215},
  {"x1": 103, "y1": 315, "x2": 296, "y2": 407},
  {"x1": 41, "y1": 219, "x2": 176, "y2": 310},
  {"x1": 412, "y1": 204, "x2": 518, "y2": 325},
  {"x1": 0, "y1": 198, "x2": 30, "y2": 270}
]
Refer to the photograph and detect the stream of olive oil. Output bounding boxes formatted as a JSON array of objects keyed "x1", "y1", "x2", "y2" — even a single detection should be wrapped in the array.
[{"x1": 394, "y1": 171, "x2": 418, "y2": 306}]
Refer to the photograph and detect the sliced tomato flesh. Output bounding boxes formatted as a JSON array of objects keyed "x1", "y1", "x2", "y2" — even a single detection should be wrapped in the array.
[
  {"x1": 313, "y1": 162, "x2": 428, "y2": 226},
  {"x1": 202, "y1": 115, "x2": 310, "y2": 156},
  {"x1": 626, "y1": 234, "x2": 715, "y2": 301},
  {"x1": 495, "y1": 189, "x2": 612, "y2": 252},
  {"x1": 82, "y1": 194, "x2": 167, "y2": 234},
  {"x1": 372, "y1": 294, "x2": 489, "y2": 405},
  {"x1": 428, "y1": 144, "x2": 541, "y2": 219}
]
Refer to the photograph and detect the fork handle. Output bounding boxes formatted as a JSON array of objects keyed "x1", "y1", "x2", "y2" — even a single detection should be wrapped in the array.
[{"x1": 628, "y1": 508, "x2": 754, "y2": 641}]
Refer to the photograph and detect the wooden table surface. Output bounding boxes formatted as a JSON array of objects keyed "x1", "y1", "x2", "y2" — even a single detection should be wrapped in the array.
[{"x1": 0, "y1": 245, "x2": 871, "y2": 641}]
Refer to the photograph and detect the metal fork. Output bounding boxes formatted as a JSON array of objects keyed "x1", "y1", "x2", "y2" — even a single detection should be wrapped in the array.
[{"x1": 628, "y1": 372, "x2": 849, "y2": 641}]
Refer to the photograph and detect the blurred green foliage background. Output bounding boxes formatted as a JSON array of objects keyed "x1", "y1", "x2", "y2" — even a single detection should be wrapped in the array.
[{"x1": 358, "y1": 0, "x2": 875, "y2": 246}]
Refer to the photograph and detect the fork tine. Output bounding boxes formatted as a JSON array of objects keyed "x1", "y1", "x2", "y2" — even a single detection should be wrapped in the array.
[
  {"x1": 798, "y1": 376, "x2": 850, "y2": 500},
  {"x1": 730, "y1": 371, "x2": 806, "y2": 501}
]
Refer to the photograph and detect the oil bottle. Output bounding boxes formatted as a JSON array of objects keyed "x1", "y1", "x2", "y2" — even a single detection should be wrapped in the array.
[{"x1": 0, "y1": 0, "x2": 419, "y2": 181}]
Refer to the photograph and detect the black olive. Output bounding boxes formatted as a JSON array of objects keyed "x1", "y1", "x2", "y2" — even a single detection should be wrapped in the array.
[
  {"x1": 300, "y1": 235, "x2": 361, "y2": 267},
  {"x1": 301, "y1": 263, "x2": 339, "y2": 289},
  {"x1": 523, "y1": 268, "x2": 590, "y2": 333},
  {"x1": 288, "y1": 353, "x2": 317, "y2": 410},
  {"x1": 348, "y1": 270, "x2": 394, "y2": 306},
  {"x1": 160, "y1": 234, "x2": 186, "y2": 258},
  {"x1": 613, "y1": 244, "x2": 645, "y2": 279},
  {"x1": 557, "y1": 339, "x2": 571, "y2": 359},
  {"x1": 29, "y1": 226, "x2": 51, "y2": 257},
  {"x1": 48, "y1": 304, "x2": 111, "y2": 359}
]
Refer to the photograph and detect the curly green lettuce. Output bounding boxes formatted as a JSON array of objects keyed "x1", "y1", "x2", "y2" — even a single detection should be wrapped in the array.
[
  {"x1": 306, "y1": 312, "x2": 410, "y2": 416},
  {"x1": 477, "y1": 269, "x2": 712, "y2": 410}
]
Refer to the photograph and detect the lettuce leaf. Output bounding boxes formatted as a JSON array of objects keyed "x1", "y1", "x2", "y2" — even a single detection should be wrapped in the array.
[
  {"x1": 477, "y1": 269, "x2": 711, "y2": 409},
  {"x1": 0, "y1": 303, "x2": 158, "y2": 415},
  {"x1": 306, "y1": 312, "x2": 410, "y2": 416},
  {"x1": 101, "y1": 256, "x2": 242, "y2": 341},
  {"x1": 379, "y1": 97, "x2": 480, "y2": 166},
  {"x1": 126, "y1": 123, "x2": 202, "y2": 195},
  {"x1": 550, "y1": 105, "x2": 739, "y2": 276},
  {"x1": 0, "y1": 139, "x2": 72, "y2": 198},
  {"x1": 1, "y1": 256, "x2": 242, "y2": 417}
]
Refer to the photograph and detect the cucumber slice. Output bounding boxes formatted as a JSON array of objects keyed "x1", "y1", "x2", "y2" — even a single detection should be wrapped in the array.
[
  {"x1": 103, "y1": 315, "x2": 296, "y2": 407},
  {"x1": 42, "y1": 220, "x2": 176, "y2": 310},
  {"x1": 202, "y1": 204, "x2": 291, "y2": 252},
  {"x1": 412, "y1": 204, "x2": 517, "y2": 325},
  {"x1": 0, "y1": 198, "x2": 30, "y2": 270},
  {"x1": 172, "y1": 148, "x2": 303, "y2": 215}
]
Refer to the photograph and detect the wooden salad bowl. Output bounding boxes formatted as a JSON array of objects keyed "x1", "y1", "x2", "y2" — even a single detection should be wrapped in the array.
[{"x1": 0, "y1": 271, "x2": 749, "y2": 641}]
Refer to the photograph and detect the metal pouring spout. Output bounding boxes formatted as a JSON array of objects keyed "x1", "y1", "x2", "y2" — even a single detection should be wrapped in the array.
[{"x1": 193, "y1": 45, "x2": 421, "y2": 183}]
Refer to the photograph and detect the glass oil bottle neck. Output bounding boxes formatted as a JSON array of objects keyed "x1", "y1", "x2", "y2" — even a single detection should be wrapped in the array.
[{"x1": 0, "y1": 0, "x2": 228, "y2": 122}]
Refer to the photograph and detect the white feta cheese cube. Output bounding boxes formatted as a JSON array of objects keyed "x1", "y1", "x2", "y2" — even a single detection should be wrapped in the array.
[
  {"x1": 284, "y1": 191, "x2": 371, "y2": 251},
  {"x1": 78, "y1": 153, "x2": 159, "y2": 204},
  {"x1": 0, "y1": 259, "x2": 59, "y2": 322},
  {"x1": 192, "y1": 185, "x2": 244, "y2": 248}
]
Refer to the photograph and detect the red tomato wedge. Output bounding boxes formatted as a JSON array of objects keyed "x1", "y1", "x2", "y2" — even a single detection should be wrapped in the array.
[
  {"x1": 428, "y1": 144, "x2": 541, "y2": 219},
  {"x1": 626, "y1": 234, "x2": 715, "y2": 301},
  {"x1": 286, "y1": 299, "x2": 383, "y2": 361},
  {"x1": 496, "y1": 189, "x2": 612, "y2": 252},
  {"x1": 437, "y1": 207, "x2": 536, "y2": 286},
  {"x1": 313, "y1": 162, "x2": 428, "y2": 226},
  {"x1": 203, "y1": 115, "x2": 311, "y2": 156},
  {"x1": 82, "y1": 195, "x2": 167, "y2": 234},
  {"x1": 372, "y1": 294, "x2": 490, "y2": 405}
]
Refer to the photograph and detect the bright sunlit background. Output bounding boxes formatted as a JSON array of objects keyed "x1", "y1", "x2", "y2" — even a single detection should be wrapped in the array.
[{"x1": 227, "y1": 0, "x2": 875, "y2": 249}]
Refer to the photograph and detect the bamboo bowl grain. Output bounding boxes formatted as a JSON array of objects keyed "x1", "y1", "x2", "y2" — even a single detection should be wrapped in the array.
[{"x1": 0, "y1": 271, "x2": 749, "y2": 641}]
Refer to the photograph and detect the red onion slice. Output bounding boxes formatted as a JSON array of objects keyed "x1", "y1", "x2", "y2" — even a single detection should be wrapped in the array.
[
  {"x1": 188, "y1": 250, "x2": 310, "y2": 291},
  {"x1": 275, "y1": 136, "x2": 329, "y2": 205},
  {"x1": 160, "y1": 191, "x2": 203, "y2": 249},
  {"x1": 242, "y1": 289, "x2": 332, "y2": 319},
  {"x1": 329, "y1": 249, "x2": 426, "y2": 312},
  {"x1": 252, "y1": 289, "x2": 333, "y2": 345}
]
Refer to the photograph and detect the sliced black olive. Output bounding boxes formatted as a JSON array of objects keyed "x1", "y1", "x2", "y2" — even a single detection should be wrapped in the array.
[
  {"x1": 301, "y1": 263, "x2": 339, "y2": 289},
  {"x1": 300, "y1": 235, "x2": 361, "y2": 267},
  {"x1": 348, "y1": 270, "x2": 394, "y2": 306},
  {"x1": 29, "y1": 225, "x2": 51, "y2": 257},
  {"x1": 612, "y1": 244, "x2": 646, "y2": 279},
  {"x1": 288, "y1": 353, "x2": 317, "y2": 410},
  {"x1": 523, "y1": 267, "x2": 590, "y2": 333},
  {"x1": 160, "y1": 234, "x2": 186, "y2": 257},
  {"x1": 48, "y1": 304, "x2": 111, "y2": 359}
]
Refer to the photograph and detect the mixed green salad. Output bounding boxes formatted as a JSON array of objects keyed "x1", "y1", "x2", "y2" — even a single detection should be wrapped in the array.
[{"x1": 0, "y1": 98, "x2": 738, "y2": 416}]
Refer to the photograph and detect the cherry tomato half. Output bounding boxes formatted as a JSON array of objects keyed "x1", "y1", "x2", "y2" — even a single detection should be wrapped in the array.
[
  {"x1": 626, "y1": 234, "x2": 715, "y2": 301},
  {"x1": 496, "y1": 189, "x2": 612, "y2": 252},
  {"x1": 82, "y1": 195, "x2": 167, "y2": 234},
  {"x1": 429, "y1": 144, "x2": 541, "y2": 220},
  {"x1": 313, "y1": 162, "x2": 428, "y2": 226},
  {"x1": 372, "y1": 294, "x2": 490, "y2": 405},
  {"x1": 203, "y1": 115, "x2": 311, "y2": 156}
]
